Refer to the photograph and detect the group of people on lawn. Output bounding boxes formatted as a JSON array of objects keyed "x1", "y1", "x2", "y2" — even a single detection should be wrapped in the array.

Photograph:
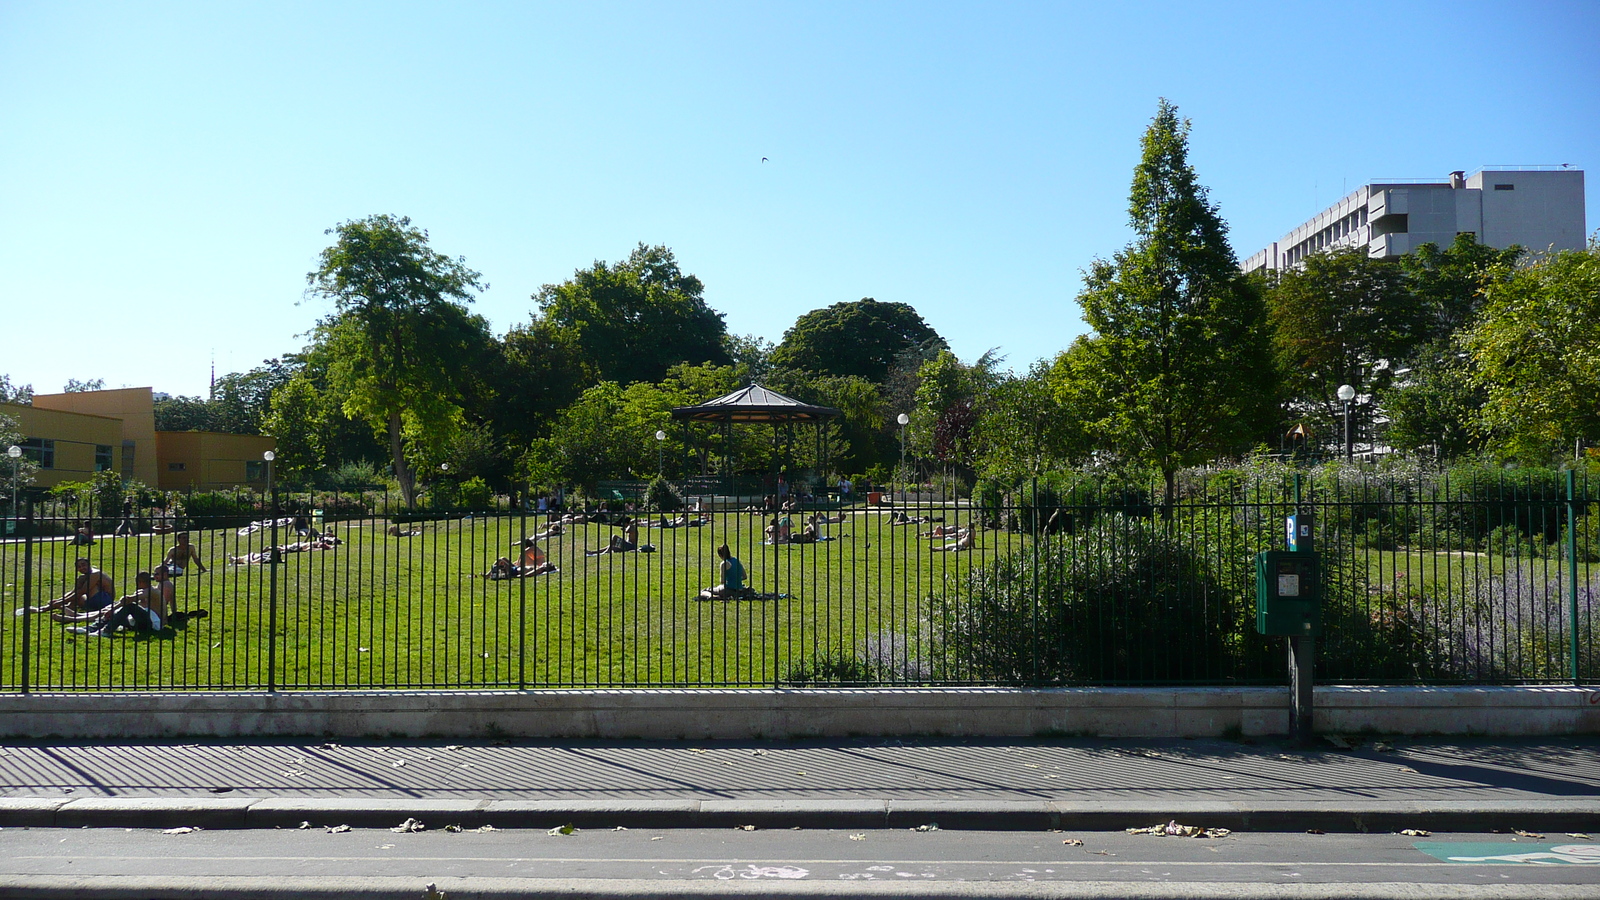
[{"x1": 15, "y1": 533, "x2": 208, "y2": 637}]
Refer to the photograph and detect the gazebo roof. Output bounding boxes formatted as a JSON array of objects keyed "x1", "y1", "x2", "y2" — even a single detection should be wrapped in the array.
[{"x1": 670, "y1": 384, "x2": 843, "y2": 424}]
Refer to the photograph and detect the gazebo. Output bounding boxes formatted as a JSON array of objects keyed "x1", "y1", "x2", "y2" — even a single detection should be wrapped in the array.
[{"x1": 670, "y1": 384, "x2": 842, "y2": 498}]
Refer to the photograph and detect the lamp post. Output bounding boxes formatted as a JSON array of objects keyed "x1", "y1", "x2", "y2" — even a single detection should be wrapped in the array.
[
  {"x1": 6, "y1": 444, "x2": 21, "y2": 524},
  {"x1": 263, "y1": 449, "x2": 277, "y2": 691},
  {"x1": 896, "y1": 413, "x2": 910, "y2": 487},
  {"x1": 1337, "y1": 384, "x2": 1356, "y2": 461},
  {"x1": 655, "y1": 429, "x2": 666, "y2": 478}
]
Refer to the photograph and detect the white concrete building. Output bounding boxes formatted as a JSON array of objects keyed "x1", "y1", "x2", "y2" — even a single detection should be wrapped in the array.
[{"x1": 1242, "y1": 167, "x2": 1586, "y2": 274}]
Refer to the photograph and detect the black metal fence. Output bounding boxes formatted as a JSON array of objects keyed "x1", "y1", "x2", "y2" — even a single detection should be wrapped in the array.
[{"x1": 1, "y1": 469, "x2": 1594, "y2": 691}]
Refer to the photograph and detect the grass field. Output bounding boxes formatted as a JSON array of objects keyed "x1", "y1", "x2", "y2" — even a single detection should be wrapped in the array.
[{"x1": 0, "y1": 506, "x2": 1028, "y2": 690}]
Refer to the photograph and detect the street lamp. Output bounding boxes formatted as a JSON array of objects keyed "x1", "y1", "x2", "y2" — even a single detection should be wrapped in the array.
[
  {"x1": 1337, "y1": 384, "x2": 1356, "y2": 461},
  {"x1": 896, "y1": 413, "x2": 910, "y2": 486},
  {"x1": 655, "y1": 429, "x2": 666, "y2": 478},
  {"x1": 6, "y1": 444, "x2": 21, "y2": 524}
]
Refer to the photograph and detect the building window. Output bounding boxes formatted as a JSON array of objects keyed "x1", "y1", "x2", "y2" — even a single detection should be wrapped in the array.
[
  {"x1": 21, "y1": 438, "x2": 54, "y2": 468},
  {"x1": 95, "y1": 445, "x2": 113, "y2": 471},
  {"x1": 245, "y1": 461, "x2": 266, "y2": 482},
  {"x1": 1493, "y1": 183, "x2": 1515, "y2": 191},
  {"x1": 168, "y1": 462, "x2": 187, "y2": 472}
]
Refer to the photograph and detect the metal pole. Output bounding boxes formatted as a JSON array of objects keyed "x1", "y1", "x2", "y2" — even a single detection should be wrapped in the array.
[
  {"x1": 267, "y1": 457, "x2": 277, "y2": 693},
  {"x1": 1289, "y1": 471, "x2": 1314, "y2": 743},
  {"x1": 1568, "y1": 469, "x2": 1580, "y2": 685},
  {"x1": 20, "y1": 498, "x2": 33, "y2": 695},
  {"x1": 1343, "y1": 400, "x2": 1352, "y2": 462}
]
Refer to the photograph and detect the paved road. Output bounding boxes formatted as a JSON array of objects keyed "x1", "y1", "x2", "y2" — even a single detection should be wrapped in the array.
[{"x1": 3, "y1": 826, "x2": 1597, "y2": 898}]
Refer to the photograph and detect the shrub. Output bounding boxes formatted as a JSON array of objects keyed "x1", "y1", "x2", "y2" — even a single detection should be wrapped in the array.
[
  {"x1": 936, "y1": 514, "x2": 1231, "y2": 684},
  {"x1": 458, "y1": 477, "x2": 494, "y2": 511},
  {"x1": 644, "y1": 476, "x2": 684, "y2": 512}
]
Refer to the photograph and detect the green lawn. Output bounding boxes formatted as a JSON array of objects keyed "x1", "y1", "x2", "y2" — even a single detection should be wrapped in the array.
[{"x1": 1, "y1": 508, "x2": 1028, "y2": 689}]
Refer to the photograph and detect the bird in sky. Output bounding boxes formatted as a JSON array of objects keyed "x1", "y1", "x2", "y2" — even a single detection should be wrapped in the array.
[{"x1": 761, "y1": 157, "x2": 768, "y2": 163}]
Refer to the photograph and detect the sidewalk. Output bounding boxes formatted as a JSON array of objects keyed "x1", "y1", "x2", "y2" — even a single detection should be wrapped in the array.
[{"x1": 2, "y1": 735, "x2": 1595, "y2": 833}]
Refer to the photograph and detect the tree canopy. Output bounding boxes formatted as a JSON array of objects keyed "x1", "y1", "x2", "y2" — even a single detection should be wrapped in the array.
[
  {"x1": 536, "y1": 244, "x2": 730, "y2": 387},
  {"x1": 1465, "y1": 241, "x2": 1600, "y2": 459},
  {"x1": 770, "y1": 297, "x2": 944, "y2": 384}
]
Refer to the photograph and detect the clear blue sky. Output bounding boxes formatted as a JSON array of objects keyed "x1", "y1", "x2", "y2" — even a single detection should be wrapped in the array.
[{"x1": 3, "y1": 0, "x2": 1596, "y2": 399}]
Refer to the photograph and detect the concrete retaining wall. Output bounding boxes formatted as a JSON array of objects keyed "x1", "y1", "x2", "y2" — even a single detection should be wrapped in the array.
[{"x1": 1, "y1": 686, "x2": 1596, "y2": 740}]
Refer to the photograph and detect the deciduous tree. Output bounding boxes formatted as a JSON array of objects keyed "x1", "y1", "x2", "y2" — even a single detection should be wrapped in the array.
[
  {"x1": 1465, "y1": 241, "x2": 1600, "y2": 460},
  {"x1": 770, "y1": 298, "x2": 944, "y2": 384},
  {"x1": 1072, "y1": 99, "x2": 1274, "y2": 506},
  {"x1": 305, "y1": 214, "x2": 492, "y2": 506},
  {"x1": 536, "y1": 244, "x2": 729, "y2": 387}
]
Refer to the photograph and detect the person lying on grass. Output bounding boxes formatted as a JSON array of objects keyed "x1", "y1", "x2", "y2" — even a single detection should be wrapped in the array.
[
  {"x1": 20, "y1": 558, "x2": 115, "y2": 617},
  {"x1": 919, "y1": 523, "x2": 964, "y2": 538},
  {"x1": 532, "y1": 522, "x2": 564, "y2": 540},
  {"x1": 585, "y1": 521, "x2": 639, "y2": 556},
  {"x1": 930, "y1": 527, "x2": 975, "y2": 552},
  {"x1": 648, "y1": 513, "x2": 705, "y2": 528},
  {"x1": 386, "y1": 523, "x2": 422, "y2": 537},
  {"x1": 483, "y1": 554, "x2": 557, "y2": 579},
  {"x1": 810, "y1": 511, "x2": 850, "y2": 525},
  {"x1": 888, "y1": 512, "x2": 941, "y2": 526}
]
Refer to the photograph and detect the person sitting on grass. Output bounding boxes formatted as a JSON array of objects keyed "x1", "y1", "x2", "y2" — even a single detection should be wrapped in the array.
[
  {"x1": 21, "y1": 558, "x2": 115, "y2": 618},
  {"x1": 585, "y1": 521, "x2": 639, "y2": 556},
  {"x1": 65, "y1": 571, "x2": 162, "y2": 636},
  {"x1": 160, "y1": 532, "x2": 209, "y2": 577},
  {"x1": 930, "y1": 527, "x2": 975, "y2": 552},
  {"x1": 150, "y1": 567, "x2": 207, "y2": 627},
  {"x1": 763, "y1": 514, "x2": 792, "y2": 544},
  {"x1": 705, "y1": 544, "x2": 748, "y2": 599},
  {"x1": 72, "y1": 521, "x2": 96, "y2": 546}
]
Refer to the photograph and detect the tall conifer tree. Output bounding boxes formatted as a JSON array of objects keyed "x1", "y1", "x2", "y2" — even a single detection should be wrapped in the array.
[{"x1": 1072, "y1": 99, "x2": 1274, "y2": 507}]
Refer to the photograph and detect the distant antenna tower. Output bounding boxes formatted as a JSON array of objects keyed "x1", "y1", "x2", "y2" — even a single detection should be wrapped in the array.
[{"x1": 210, "y1": 351, "x2": 216, "y2": 399}]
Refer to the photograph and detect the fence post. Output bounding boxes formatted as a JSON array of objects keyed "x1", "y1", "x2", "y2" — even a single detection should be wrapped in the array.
[
  {"x1": 267, "y1": 479, "x2": 278, "y2": 693},
  {"x1": 1288, "y1": 471, "x2": 1315, "y2": 744},
  {"x1": 1030, "y1": 477, "x2": 1039, "y2": 686},
  {"x1": 1568, "y1": 469, "x2": 1579, "y2": 685},
  {"x1": 518, "y1": 501, "x2": 527, "y2": 691},
  {"x1": 19, "y1": 499, "x2": 33, "y2": 695}
]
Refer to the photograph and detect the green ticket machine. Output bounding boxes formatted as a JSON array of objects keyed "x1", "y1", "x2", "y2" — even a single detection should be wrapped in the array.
[{"x1": 1255, "y1": 549, "x2": 1320, "y2": 637}]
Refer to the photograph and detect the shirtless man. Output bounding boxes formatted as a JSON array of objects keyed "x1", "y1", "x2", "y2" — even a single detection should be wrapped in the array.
[
  {"x1": 68, "y1": 571, "x2": 162, "y2": 636},
  {"x1": 22, "y1": 558, "x2": 115, "y2": 617},
  {"x1": 161, "y1": 532, "x2": 208, "y2": 577}
]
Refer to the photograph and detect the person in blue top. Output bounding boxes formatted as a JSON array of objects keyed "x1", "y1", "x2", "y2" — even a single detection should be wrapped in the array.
[{"x1": 709, "y1": 544, "x2": 746, "y2": 598}]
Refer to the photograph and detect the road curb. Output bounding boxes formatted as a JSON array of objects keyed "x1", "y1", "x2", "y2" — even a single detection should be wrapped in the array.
[
  {"x1": 1, "y1": 796, "x2": 1595, "y2": 834},
  {"x1": 0, "y1": 874, "x2": 1589, "y2": 900}
]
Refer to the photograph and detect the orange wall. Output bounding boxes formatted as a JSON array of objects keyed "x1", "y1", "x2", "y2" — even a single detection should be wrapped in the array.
[
  {"x1": 0, "y1": 402, "x2": 124, "y2": 488},
  {"x1": 155, "y1": 431, "x2": 277, "y2": 491},
  {"x1": 32, "y1": 387, "x2": 158, "y2": 486}
]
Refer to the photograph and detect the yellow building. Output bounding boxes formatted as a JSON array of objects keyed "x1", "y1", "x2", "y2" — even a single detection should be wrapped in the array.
[
  {"x1": 3, "y1": 388, "x2": 275, "y2": 492},
  {"x1": 155, "y1": 431, "x2": 276, "y2": 491},
  {"x1": 0, "y1": 402, "x2": 124, "y2": 488},
  {"x1": 31, "y1": 387, "x2": 159, "y2": 486}
]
